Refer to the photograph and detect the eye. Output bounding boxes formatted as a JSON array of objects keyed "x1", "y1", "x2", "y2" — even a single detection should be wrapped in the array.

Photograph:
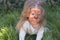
[
  {"x1": 38, "y1": 14, "x2": 41, "y2": 16},
  {"x1": 31, "y1": 13, "x2": 34, "y2": 15}
]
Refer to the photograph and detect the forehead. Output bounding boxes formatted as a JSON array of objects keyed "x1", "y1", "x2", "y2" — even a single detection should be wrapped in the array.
[{"x1": 30, "y1": 8, "x2": 42, "y2": 14}]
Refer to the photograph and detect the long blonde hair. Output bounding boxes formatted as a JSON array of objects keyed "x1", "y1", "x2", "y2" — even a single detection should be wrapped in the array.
[{"x1": 16, "y1": 0, "x2": 46, "y2": 31}]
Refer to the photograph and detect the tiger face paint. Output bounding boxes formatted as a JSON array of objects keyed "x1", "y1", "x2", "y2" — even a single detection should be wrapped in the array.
[{"x1": 27, "y1": 8, "x2": 42, "y2": 25}]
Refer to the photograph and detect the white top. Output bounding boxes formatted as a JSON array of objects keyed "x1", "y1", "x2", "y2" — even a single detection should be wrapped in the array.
[
  {"x1": 19, "y1": 20, "x2": 45, "y2": 40},
  {"x1": 22, "y1": 20, "x2": 44, "y2": 35}
]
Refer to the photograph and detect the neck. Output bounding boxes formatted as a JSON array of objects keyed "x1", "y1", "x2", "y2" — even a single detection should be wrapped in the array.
[
  {"x1": 28, "y1": 20, "x2": 39, "y2": 29},
  {"x1": 32, "y1": 23, "x2": 40, "y2": 29}
]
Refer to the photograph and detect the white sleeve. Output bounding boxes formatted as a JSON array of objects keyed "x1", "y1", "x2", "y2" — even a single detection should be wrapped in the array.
[
  {"x1": 19, "y1": 28, "x2": 26, "y2": 40},
  {"x1": 19, "y1": 21, "x2": 29, "y2": 40},
  {"x1": 36, "y1": 27, "x2": 44, "y2": 40},
  {"x1": 22, "y1": 21, "x2": 29, "y2": 31}
]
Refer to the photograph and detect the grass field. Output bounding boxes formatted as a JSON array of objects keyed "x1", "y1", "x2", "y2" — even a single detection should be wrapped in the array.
[{"x1": 0, "y1": 5, "x2": 60, "y2": 40}]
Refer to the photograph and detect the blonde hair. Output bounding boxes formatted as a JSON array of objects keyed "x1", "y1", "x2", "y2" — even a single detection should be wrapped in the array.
[{"x1": 16, "y1": 0, "x2": 46, "y2": 31}]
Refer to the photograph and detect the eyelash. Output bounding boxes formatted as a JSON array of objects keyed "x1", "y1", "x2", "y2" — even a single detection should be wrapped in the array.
[
  {"x1": 38, "y1": 13, "x2": 42, "y2": 16},
  {"x1": 31, "y1": 13, "x2": 41, "y2": 16},
  {"x1": 32, "y1": 13, "x2": 34, "y2": 15}
]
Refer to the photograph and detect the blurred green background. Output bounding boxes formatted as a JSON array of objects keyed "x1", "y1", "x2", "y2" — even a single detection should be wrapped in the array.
[{"x1": 0, "y1": 0, "x2": 60, "y2": 40}]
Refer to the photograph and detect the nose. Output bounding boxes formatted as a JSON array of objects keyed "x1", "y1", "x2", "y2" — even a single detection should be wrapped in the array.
[{"x1": 34, "y1": 15, "x2": 38, "y2": 19}]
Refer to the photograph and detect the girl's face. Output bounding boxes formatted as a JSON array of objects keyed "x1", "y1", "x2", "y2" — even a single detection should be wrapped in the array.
[{"x1": 27, "y1": 8, "x2": 42, "y2": 25}]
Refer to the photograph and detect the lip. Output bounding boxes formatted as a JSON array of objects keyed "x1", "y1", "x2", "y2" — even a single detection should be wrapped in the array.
[
  {"x1": 33, "y1": 18, "x2": 38, "y2": 20},
  {"x1": 32, "y1": 18, "x2": 40, "y2": 22}
]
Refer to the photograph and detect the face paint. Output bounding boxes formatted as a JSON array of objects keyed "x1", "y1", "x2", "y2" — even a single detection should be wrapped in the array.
[{"x1": 28, "y1": 8, "x2": 42, "y2": 25}]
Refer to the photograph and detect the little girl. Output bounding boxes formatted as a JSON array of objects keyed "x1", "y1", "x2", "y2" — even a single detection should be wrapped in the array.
[{"x1": 16, "y1": 0, "x2": 46, "y2": 40}]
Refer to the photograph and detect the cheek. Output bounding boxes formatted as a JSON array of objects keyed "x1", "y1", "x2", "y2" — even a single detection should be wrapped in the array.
[
  {"x1": 28, "y1": 16, "x2": 34, "y2": 22},
  {"x1": 29, "y1": 17, "x2": 34, "y2": 21},
  {"x1": 38, "y1": 16, "x2": 41, "y2": 19},
  {"x1": 30, "y1": 14, "x2": 34, "y2": 17},
  {"x1": 29, "y1": 14, "x2": 35, "y2": 19}
]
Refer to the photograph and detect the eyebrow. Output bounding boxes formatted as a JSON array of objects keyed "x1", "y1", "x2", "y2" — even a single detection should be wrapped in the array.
[{"x1": 31, "y1": 10, "x2": 41, "y2": 14}]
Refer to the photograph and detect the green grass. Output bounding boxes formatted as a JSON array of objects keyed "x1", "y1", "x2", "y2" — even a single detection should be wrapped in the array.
[
  {"x1": 0, "y1": 26, "x2": 18, "y2": 40},
  {"x1": 0, "y1": 5, "x2": 60, "y2": 40},
  {"x1": 0, "y1": 8, "x2": 21, "y2": 40}
]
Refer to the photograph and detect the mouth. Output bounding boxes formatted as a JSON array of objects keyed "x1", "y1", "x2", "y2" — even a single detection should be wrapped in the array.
[
  {"x1": 33, "y1": 19, "x2": 38, "y2": 22},
  {"x1": 33, "y1": 18, "x2": 40, "y2": 22}
]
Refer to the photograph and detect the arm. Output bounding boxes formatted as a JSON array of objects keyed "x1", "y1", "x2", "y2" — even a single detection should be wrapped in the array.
[
  {"x1": 36, "y1": 27, "x2": 44, "y2": 40},
  {"x1": 19, "y1": 28, "x2": 26, "y2": 40},
  {"x1": 19, "y1": 21, "x2": 29, "y2": 40}
]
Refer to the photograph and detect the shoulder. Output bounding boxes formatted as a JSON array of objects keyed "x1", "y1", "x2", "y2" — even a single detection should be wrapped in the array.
[
  {"x1": 23, "y1": 20, "x2": 30, "y2": 25},
  {"x1": 22, "y1": 20, "x2": 30, "y2": 31},
  {"x1": 38, "y1": 26, "x2": 49, "y2": 33},
  {"x1": 39, "y1": 27, "x2": 50, "y2": 32},
  {"x1": 23, "y1": 20, "x2": 30, "y2": 28}
]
